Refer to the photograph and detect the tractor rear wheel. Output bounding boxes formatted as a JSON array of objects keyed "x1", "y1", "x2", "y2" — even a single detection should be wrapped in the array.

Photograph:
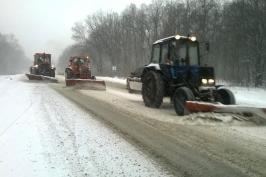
[
  {"x1": 142, "y1": 71, "x2": 164, "y2": 108},
  {"x1": 215, "y1": 88, "x2": 236, "y2": 105},
  {"x1": 65, "y1": 68, "x2": 73, "y2": 79},
  {"x1": 173, "y1": 87, "x2": 195, "y2": 116}
]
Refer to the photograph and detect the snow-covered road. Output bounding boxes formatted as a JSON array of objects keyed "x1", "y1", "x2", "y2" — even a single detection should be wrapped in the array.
[{"x1": 0, "y1": 75, "x2": 173, "y2": 177}]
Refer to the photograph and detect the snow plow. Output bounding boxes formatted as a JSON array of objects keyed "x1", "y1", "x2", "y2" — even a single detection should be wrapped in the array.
[
  {"x1": 186, "y1": 101, "x2": 266, "y2": 120},
  {"x1": 26, "y1": 53, "x2": 57, "y2": 82},
  {"x1": 65, "y1": 56, "x2": 106, "y2": 90},
  {"x1": 141, "y1": 34, "x2": 236, "y2": 116},
  {"x1": 127, "y1": 67, "x2": 144, "y2": 93}
]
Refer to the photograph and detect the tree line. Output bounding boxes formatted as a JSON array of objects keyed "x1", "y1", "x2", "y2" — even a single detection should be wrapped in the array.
[
  {"x1": 58, "y1": 0, "x2": 266, "y2": 87},
  {"x1": 0, "y1": 33, "x2": 29, "y2": 74}
]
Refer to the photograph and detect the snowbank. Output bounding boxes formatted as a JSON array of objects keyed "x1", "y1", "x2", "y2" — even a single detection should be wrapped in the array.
[
  {"x1": 97, "y1": 76, "x2": 126, "y2": 85},
  {"x1": 229, "y1": 87, "x2": 266, "y2": 107}
]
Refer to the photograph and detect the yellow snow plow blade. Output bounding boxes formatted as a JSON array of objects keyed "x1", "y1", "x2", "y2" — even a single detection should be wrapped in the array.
[{"x1": 65, "y1": 79, "x2": 106, "y2": 90}]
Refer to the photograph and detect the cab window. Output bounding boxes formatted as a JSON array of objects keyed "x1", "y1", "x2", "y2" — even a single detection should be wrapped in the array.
[
  {"x1": 151, "y1": 44, "x2": 160, "y2": 63},
  {"x1": 169, "y1": 41, "x2": 179, "y2": 65},
  {"x1": 161, "y1": 43, "x2": 169, "y2": 64}
]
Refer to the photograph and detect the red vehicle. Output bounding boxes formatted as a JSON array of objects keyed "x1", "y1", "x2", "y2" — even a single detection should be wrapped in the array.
[{"x1": 64, "y1": 56, "x2": 105, "y2": 90}]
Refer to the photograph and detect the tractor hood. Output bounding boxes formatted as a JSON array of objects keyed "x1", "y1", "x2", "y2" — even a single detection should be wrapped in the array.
[
  {"x1": 172, "y1": 65, "x2": 215, "y2": 87},
  {"x1": 192, "y1": 66, "x2": 215, "y2": 86},
  {"x1": 199, "y1": 66, "x2": 215, "y2": 79}
]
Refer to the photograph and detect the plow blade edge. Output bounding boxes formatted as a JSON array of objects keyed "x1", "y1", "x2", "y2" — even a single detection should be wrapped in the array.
[
  {"x1": 26, "y1": 74, "x2": 58, "y2": 82},
  {"x1": 186, "y1": 101, "x2": 266, "y2": 120},
  {"x1": 65, "y1": 79, "x2": 106, "y2": 90}
]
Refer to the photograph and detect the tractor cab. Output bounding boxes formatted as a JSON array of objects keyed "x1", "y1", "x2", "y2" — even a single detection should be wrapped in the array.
[
  {"x1": 148, "y1": 35, "x2": 215, "y2": 89},
  {"x1": 70, "y1": 57, "x2": 90, "y2": 68},
  {"x1": 66, "y1": 56, "x2": 93, "y2": 79},
  {"x1": 152, "y1": 35, "x2": 199, "y2": 66},
  {"x1": 141, "y1": 34, "x2": 235, "y2": 116},
  {"x1": 34, "y1": 53, "x2": 52, "y2": 66}
]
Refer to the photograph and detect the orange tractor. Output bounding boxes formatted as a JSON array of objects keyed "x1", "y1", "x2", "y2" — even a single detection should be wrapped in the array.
[{"x1": 65, "y1": 56, "x2": 105, "y2": 90}]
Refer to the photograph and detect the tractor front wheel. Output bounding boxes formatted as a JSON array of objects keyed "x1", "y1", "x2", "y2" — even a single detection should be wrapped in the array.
[
  {"x1": 215, "y1": 88, "x2": 236, "y2": 105},
  {"x1": 30, "y1": 67, "x2": 37, "y2": 75},
  {"x1": 173, "y1": 87, "x2": 195, "y2": 116},
  {"x1": 142, "y1": 71, "x2": 164, "y2": 108},
  {"x1": 50, "y1": 69, "x2": 55, "y2": 77},
  {"x1": 65, "y1": 68, "x2": 73, "y2": 79}
]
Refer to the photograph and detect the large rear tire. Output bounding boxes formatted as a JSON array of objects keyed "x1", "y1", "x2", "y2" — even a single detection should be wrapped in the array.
[
  {"x1": 215, "y1": 88, "x2": 236, "y2": 105},
  {"x1": 142, "y1": 71, "x2": 164, "y2": 108},
  {"x1": 173, "y1": 87, "x2": 195, "y2": 116}
]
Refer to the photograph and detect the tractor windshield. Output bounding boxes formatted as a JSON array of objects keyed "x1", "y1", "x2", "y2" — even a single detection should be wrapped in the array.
[
  {"x1": 188, "y1": 42, "x2": 199, "y2": 65},
  {"x1": 34, "y1": 55, "x2": 51, "y2": 65},
  {"x1": 44, "y1": 57, "x2": 51, "y2": 64},
  {"x1": 170, "y1": 40, "x2": 199, "y2": 66},
  {"x1": 73, "y1": 58, "x2": 85, "y2": 64},
  {"x1": 34, "y1": 56, "x2": 44, "y2": 65}
]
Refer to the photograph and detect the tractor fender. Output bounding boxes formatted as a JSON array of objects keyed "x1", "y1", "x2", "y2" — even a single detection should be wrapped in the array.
[
  {"x1": 65, "y1": 67, "x2": 73, "y2": 71},
  {"x1": 215, "y1": 85, "x2": 224, "y2": 89},
  {"x1": 141, "y1": 63, "x2": 162, "y2": 80}
]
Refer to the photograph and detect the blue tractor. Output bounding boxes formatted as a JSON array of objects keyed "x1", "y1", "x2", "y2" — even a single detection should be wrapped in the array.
[{"x1": 141, "y1": 34, "x2": 235, "y2": 116}]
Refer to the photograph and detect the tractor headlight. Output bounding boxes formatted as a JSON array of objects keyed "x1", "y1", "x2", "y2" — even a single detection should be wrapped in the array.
[
  {"x1": 175, "y1": 35, "x2": 181, "y2": 40},
  {"x1": 201, "y1": 79, "x2": 208, "y2": 84},
  {"x1": 190, "y1": 36, "x2": 197, "y2": 41},
  {"x1": 208, "y1": 79, "x2": 215, "y2": 84},
  {"x1": 201, "y1": 78, "x2": 215, "y2": 85}
]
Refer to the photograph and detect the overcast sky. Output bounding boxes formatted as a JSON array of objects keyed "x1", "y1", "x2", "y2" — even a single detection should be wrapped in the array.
[{"x1": 0, "y1": 0, "x2": 151, "y2": 60}]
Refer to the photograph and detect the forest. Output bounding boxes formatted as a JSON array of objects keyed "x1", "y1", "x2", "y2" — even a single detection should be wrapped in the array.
[
  {"x1": 57, "y1": 0, "x2": 266, "y2": 87},
  {"x1": 0, "y1": 33, "x2": 29, "y2": 74}
]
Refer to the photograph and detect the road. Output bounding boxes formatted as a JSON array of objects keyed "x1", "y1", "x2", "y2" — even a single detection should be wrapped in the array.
[
  {"x1": 1, "y1": 75, "x2": 266, "y2": 177},
  {"x1": 51, "y1": 76, "x2": 266, "y2": 177},
  {"x1": 0, "y1": 75, "x2": 174, "y2": 177}
]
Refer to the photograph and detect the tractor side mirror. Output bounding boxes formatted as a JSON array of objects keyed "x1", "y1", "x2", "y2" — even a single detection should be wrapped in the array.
[{"x1": 205, "y1": 42, "x2": 210, "y2": 52}]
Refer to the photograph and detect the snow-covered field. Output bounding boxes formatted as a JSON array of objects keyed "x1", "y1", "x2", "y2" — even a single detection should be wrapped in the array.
[{"x1": 0, "y1": 75, "x2": 173, "y2": 177}]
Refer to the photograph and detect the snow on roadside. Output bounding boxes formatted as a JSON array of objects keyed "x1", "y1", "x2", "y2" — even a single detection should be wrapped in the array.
[
  {"x1": 229, "y1": 87, "x2": 266, "y2": 107},
  {"x1": 97, "y1": 76, "x2": 126, "y2": 85}
]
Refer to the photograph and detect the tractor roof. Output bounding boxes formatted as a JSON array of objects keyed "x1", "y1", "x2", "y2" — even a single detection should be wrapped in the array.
[
  {"x1": 153, "y1": 35, "x2": 197, "y2": 44},
  {"x1": 34, "y1": 53, "x2": 51, "y2": 56},
  {"x1": 70, "y1": 56, "x2": 89, "y2": 59},
  {"x1": 69, "y1": 56, "x2": 91, "y2": 62}
]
